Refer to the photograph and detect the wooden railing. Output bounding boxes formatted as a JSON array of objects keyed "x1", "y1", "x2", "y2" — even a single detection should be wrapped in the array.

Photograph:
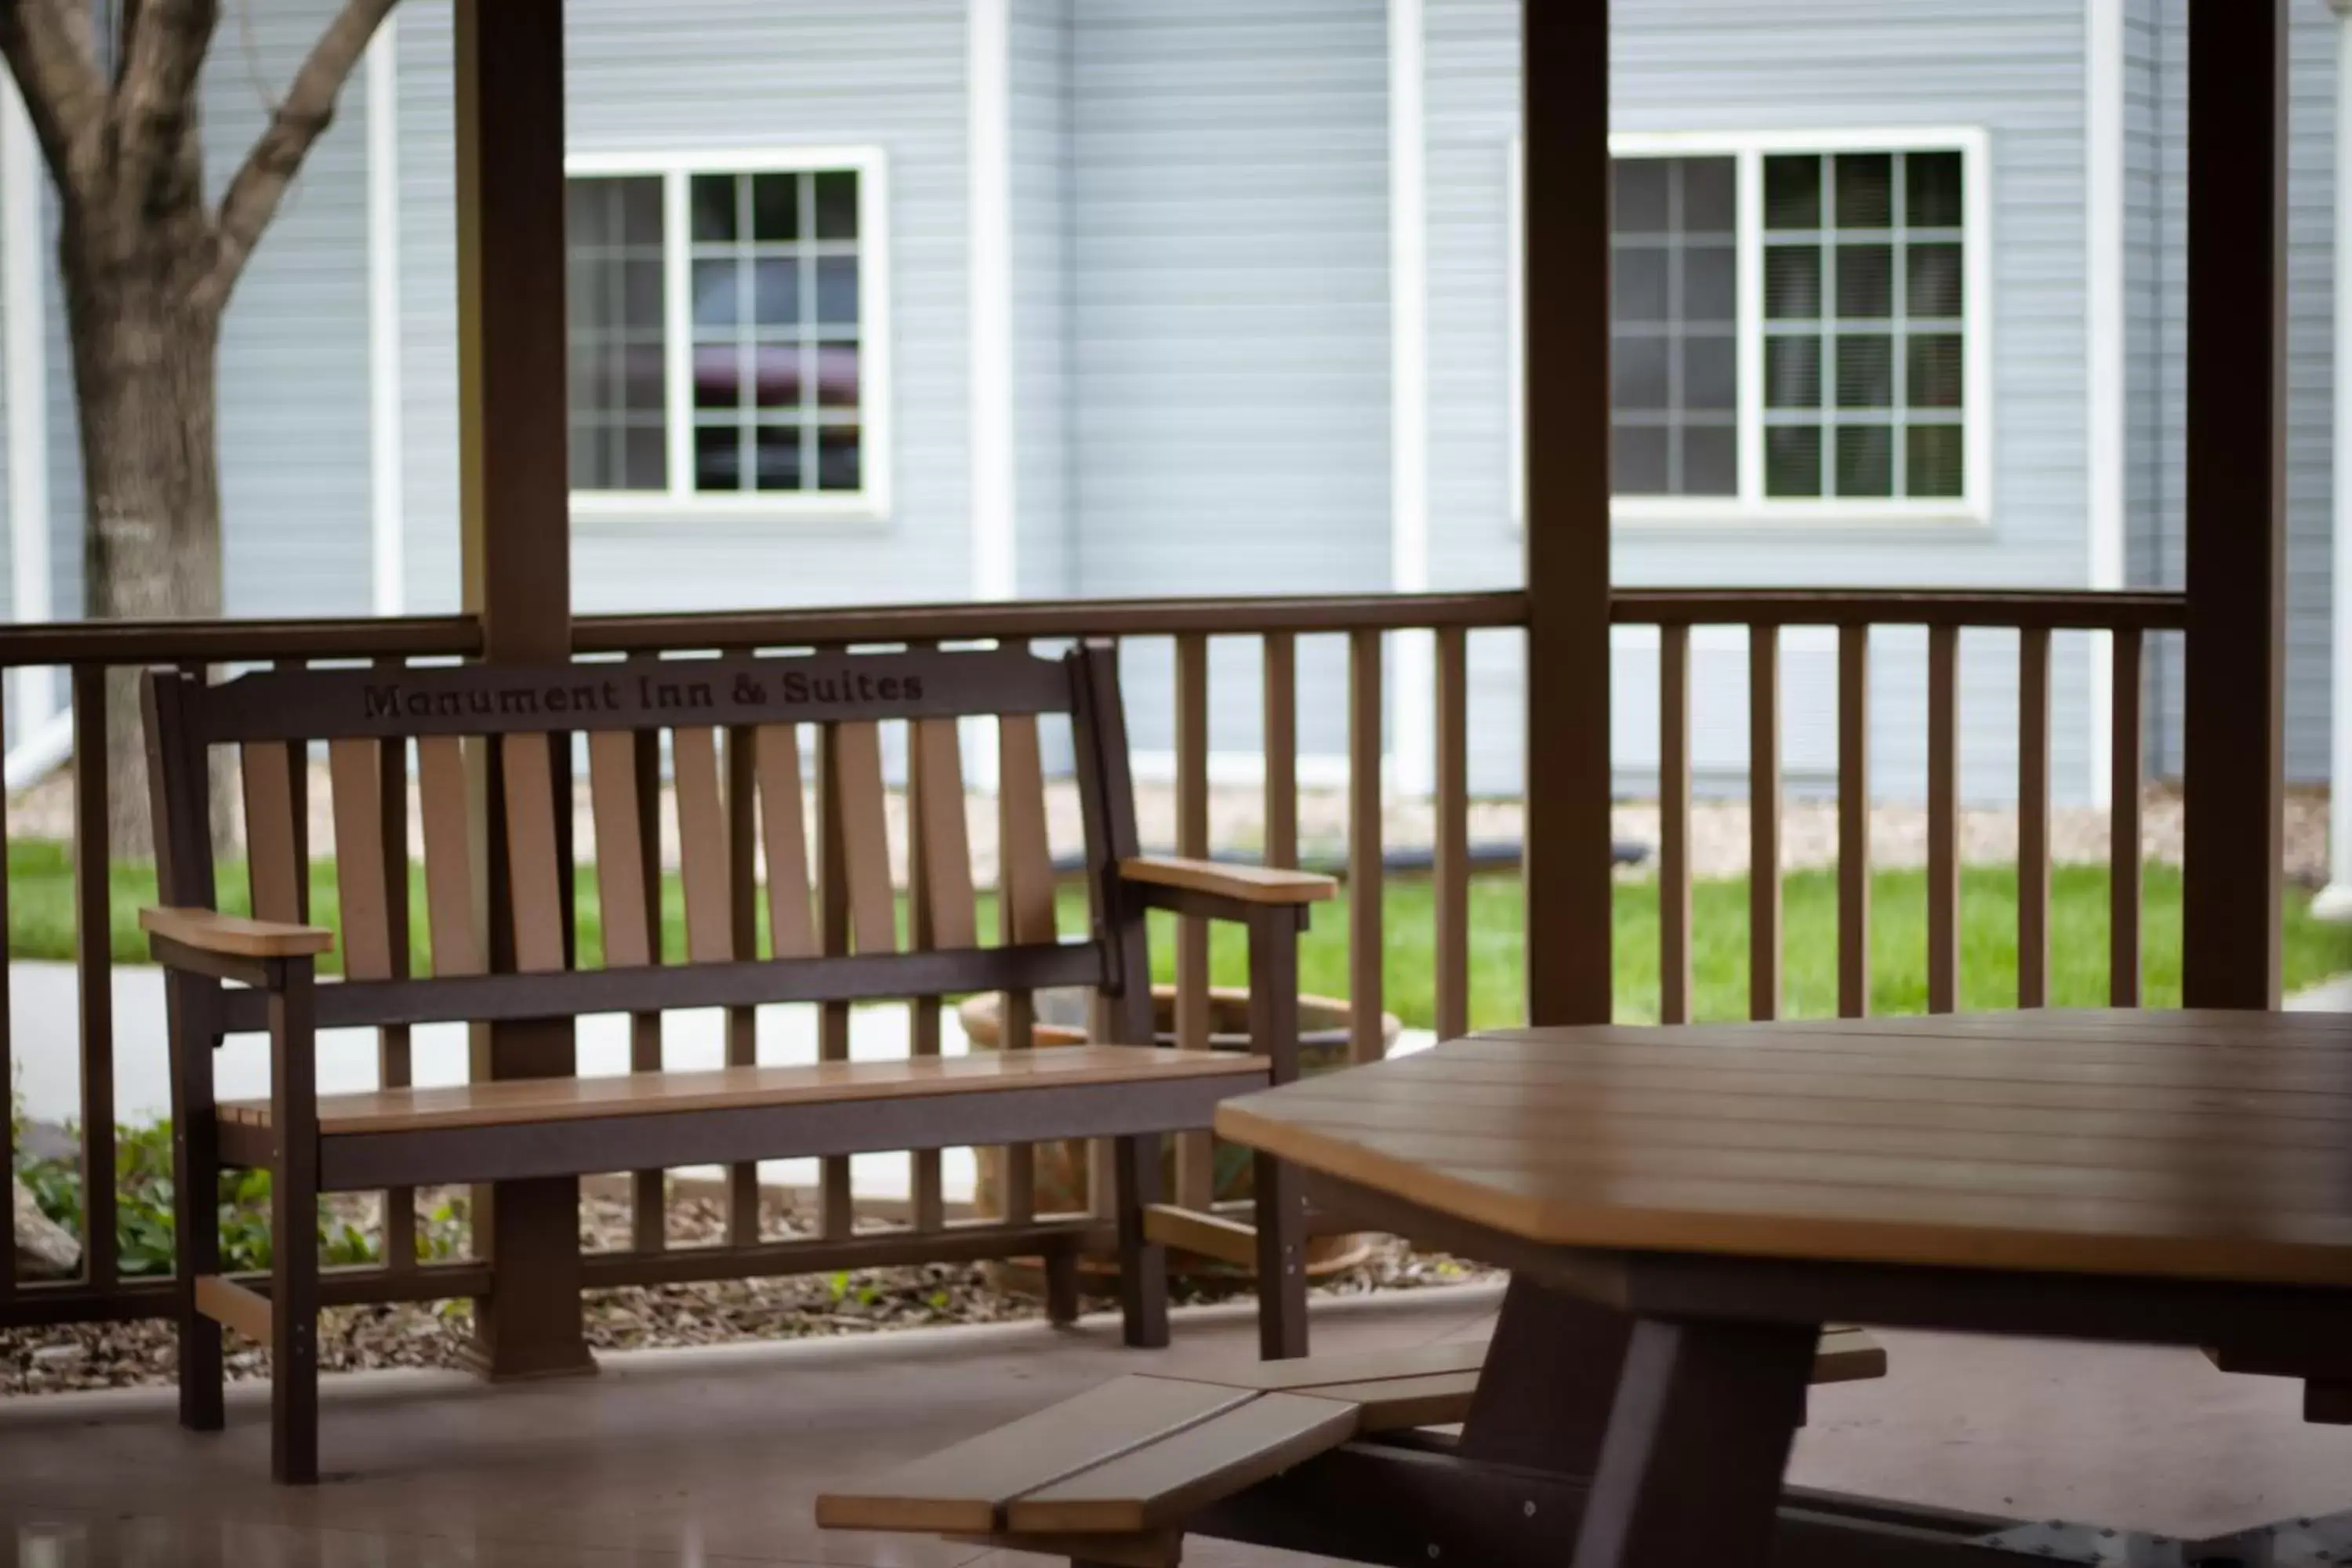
[
  {"x1": 0, "y1": 584, "x2": 2187, "y2": 1330},
  {"x1": 1613, "y1": 589, "x2": 2190, "y2": 1024}
]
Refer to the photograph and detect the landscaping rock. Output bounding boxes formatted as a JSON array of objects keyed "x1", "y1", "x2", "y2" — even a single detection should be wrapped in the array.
[{"x1": 12, "y1": 1174, "x2": 80, "y2": 1279}]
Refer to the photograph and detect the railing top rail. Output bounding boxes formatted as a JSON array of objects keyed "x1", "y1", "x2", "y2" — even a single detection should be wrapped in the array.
[
  {"x1": 571, "y1": 591, "x2": 1530, "y2": 651},
  {"x1": 1612, "y1": 588, "x2": 2189, "y2": 631},
  {"x1": 0, "y1": 586, "x2": 2188, "y2": 669},
  {"x1": 0, "y1": 614, "x2": 482, "y2": 667}
]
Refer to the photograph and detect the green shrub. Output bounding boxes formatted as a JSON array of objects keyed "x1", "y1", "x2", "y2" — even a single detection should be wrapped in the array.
[{"x1": 13, "y1": 1116, "x2": 462, "y2": 1277}]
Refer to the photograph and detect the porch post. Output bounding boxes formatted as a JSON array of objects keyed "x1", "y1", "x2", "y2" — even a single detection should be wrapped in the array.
[
  {"x1": 452, "y1": 0, "x2": 593, "y2": 1377},
  {"x1": 2181, "y1": 0, "x2": 2288, "y2": 1008},
  {"x1": 2316, "y1": 0, "x2": 2352, "y2": 921},
  {"x1": 1519, "y1": 6, "x2": 1615, "y2": 1025}
]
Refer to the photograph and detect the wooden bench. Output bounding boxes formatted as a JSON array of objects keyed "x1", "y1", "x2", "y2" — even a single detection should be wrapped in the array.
[
  {"x1": 136, "y1": 643, "x2": 1336, "y2": 1483},
  {"x1": 814, "y1": 1329, "x2": 1886, "y2": 1566}
]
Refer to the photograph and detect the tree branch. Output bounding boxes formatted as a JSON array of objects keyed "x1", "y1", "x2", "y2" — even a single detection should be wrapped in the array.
[
  {"x1": 0, "y1": 0, "x2": 109, "y2": 198},
  {"x1": 114, "y1": 0, "x2": 218, "y2": 175},
  {"x1": 198, "y1": 0, "x2": 395, "y2": 313}
]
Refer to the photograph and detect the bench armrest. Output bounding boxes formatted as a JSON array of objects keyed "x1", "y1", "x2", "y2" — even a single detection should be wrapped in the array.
[
  {"x1": 1118, "y1": 855, "x2": 1337, "y2": 913},
  {"x1": 140, "y1": 906, "x2": 334, "y2": 960}
]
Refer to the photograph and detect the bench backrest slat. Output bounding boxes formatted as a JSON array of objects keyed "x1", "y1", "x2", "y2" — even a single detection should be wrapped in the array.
[
  {"x1": 242, "y1": 739, "x2": 304, "y2": 924},
  {"x1": 829, "y1": 719, "x2": 898, "y2": 956},
  {"x1": 674, "y1": 725, "x2": 735, "y2": 964},
  {"x1": 502, "y1": 732, "x2": 568, "y2": 974},
  {"x1": 147, "y1": 645, "x2": 1126, "y2": 1029},
  {"x1": 756, "y1": 723, "x2": 819, "y2": 960},
  {"x1": 910, "y1": 717, "x2": 976, "y2": 950},
  {"x1": 586, "y1": 729, "x2": 655, "y2": 969},
  {"x1": 416, "y1": 735, "x2": 485, "y2": 978},
  {"x1": 326, "y1": 737, "x2": 397, "y2": 982},
  {"x1": 996, "y1": 715, "x2": 1058, "y2": 950}
]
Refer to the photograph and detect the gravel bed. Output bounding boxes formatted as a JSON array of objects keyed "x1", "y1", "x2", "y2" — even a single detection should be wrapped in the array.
[{"x1": 1, "y1": 1189, "x2": 1497, "y2": 1397}]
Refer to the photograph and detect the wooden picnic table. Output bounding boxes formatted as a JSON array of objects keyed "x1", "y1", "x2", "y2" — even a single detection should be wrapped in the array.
[{"x1": 1209, "y1": 1009, "x2": 2352, "y2": 1568}]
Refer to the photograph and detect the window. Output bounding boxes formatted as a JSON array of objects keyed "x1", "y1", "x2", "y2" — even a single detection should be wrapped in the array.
[
  {"x1": 1611, "y1": 156, "x2": 1739, "y2": 496},
  {"x1": 1512, "y1": 130, "x2": 1987, "y2": 521},
  {"x1": 565, "y1": 150, "x2": 889, "y2": 516},
  {"x1": 1757, "y1": 150, "x2": 1965, "y2": 501}
]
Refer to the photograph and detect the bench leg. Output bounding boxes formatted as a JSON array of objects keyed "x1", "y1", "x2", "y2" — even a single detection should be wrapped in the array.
[
  {"x1": 168, "y1": 978, "x2": 224, "y2": 1433},
  {"x1": 1250, "y1": 1152, "x2": 1308, "y2": 1360},
  {"x1": 1113, "y1": 1134, "x2": 1170, "y2": 1348},
  {"x1": 1044, "y1": 1244, "x2": 1083, "y2": 1327},
  {"x1": 269, "y1": 976, "x2": 321, "y2": 1486},
  {"x1": 1570, "y1": 1316, "x2": 1816, "y2": 1568}
]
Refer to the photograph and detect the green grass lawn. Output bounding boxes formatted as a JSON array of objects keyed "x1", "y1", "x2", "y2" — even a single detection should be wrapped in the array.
[{"x1": 12, "y1": 838, "x2": 2349, "y2": 1028}]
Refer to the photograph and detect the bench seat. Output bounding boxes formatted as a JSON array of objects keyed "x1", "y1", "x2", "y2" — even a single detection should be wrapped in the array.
[
  {"x1": 219, "y1": 1044, "x2": 1264, "y2": 1133},
  {"x1": 217, "y1": 1045, "x2": 1271, "y2": 1194},
  {"x1": 815, "y1": 1328, "x2": 1886, "y2": 1542}
]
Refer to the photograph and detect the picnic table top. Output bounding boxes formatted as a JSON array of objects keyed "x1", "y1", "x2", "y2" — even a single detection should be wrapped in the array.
[{"x1": 1212, "y1": 1009, "x2": 2352, "y2": 1289}]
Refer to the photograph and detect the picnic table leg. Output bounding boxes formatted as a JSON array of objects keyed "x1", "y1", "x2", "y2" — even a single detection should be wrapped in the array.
[
  {"x1": 1570, "y1": 1316, "x2": 1817, "y2": 1568},
  {"x1": 1457, "y1": 1276, "x2": 1635, "y2": 1472}
]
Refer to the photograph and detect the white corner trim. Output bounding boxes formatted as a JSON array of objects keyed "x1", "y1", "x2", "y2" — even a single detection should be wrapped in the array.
[
  {"x1": 365, "y1": 18, "x2": 405, "y2": 619},
  {"x1": 1390, "y1": 0, "x2": 1433, "y2": 798},
  {"x1": 2085, "y1": 0, "x2": 2127, "y2": 811},
  {"x1": 2, "y1": 71, "x2": 53, "y2": 741},
  {"x1": 968, "y1": 0, "x2": 1016, "y2": 604}
]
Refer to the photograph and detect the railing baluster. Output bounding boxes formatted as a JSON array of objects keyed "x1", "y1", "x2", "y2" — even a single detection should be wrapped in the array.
[
  {"x1": 1748, "y1": 626, "x2": 1780, "y2": 1022},
  {"x1": 1927, "y1": 625, "x2": 1962, "y2": 1013},
  {"x1": 1173, "y1": 632, "x2": 1213, "y2": 1210},
  {"x1": 1434, "y1": 626, "x2": 1471, "y2": 1040},
  {"x1": 374, "y1": 659, "x2": 416, "y2": 1274},
  {"x1": 1263, "y1": 633, "x2": 1297, "y2": 870},
  {"x1": 815, "y1": 711, "x2": 855, "y2": 1242},
  {"x1": 2017, "y1": 628, "x2": 2053, "y2": 1008},
  {"x1": 1837, "y1": 626, "x2": 1871, "y2": 1018},
  {"x1": 72, "y1": 665, "x2": 114, "y2": 1291},
  {"x1": 726, "y1": 720, "x2": 762, "y2": 1244},
  {"x1": 2111, "y1": 627, "x2": 2144, "y2": 1007},
  {"x1": 628, "y1": 652, "x2": 666, "y2": 1253},
  {"x1": 1659, "y1": 624, "x2": 1692, "y2": 1025},
  {"x1": 1349, "y1": 628, "x2": 1385, "y2": 1062}
]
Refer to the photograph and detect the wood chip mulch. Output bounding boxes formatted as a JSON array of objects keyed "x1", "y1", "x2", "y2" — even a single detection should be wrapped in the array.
[{"x1": 2, "y1": 1189, "x2": 1497, "y2": 1396}]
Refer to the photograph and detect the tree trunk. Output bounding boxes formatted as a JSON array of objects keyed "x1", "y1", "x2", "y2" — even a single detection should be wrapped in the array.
[{"x1": 59, "y1": 199, "x2": 230, "y2": 862}]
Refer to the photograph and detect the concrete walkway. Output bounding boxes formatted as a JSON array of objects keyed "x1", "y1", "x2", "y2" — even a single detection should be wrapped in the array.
[{"x1": 2, "y1": 1284, "x2": 2351, "y2": 1563}]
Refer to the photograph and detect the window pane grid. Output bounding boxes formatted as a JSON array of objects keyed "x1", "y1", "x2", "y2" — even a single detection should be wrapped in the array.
[
  {"x1": 1757, "y1": 148, "x2": 1966, "y2": 501},
  {"x1": 1610, "y1": 154, "x2": 1738, "y2": 498},
  {"x1": 565, "y1": 176, "x2": 669, "y2": 492},
  {"x1": 572, "y1": 163, "x2": 868, "y2": 501}
]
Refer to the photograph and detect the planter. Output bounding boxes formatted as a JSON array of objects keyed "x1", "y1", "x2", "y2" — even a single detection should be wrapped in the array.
[{"x1": 959, "y1": 985, "x2": 1394, "y2": 1286}]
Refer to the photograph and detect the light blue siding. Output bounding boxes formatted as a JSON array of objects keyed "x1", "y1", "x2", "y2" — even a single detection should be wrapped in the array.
[
  {"x1": 394, "y1": 0, "x2": 975, "y2": 618},
  {"x1": 1067, "y1": 0, "x2": 1392, "y2": 763},
  {"x1": 209, "y1": 0, "x2": 375, "y2": 619},
  {"x1": 1012, "y1": 0, "x2": 1076, "y2": 598},
  {"x1": 1431, "y1": 0, "x2": 2100, "y2": 805}
]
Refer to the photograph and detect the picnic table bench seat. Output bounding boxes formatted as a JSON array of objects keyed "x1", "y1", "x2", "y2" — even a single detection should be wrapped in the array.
[
  {"x1": 136, "y1": 643, "x2": 1336, "y2": 1485},
  {"x1": 814, "y1": 1328, "x2": 1886, "y2": 1565}
]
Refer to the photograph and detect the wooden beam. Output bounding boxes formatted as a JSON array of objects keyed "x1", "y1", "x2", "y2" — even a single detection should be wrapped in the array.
[
  {"x1": 452, "y1": 0, "x2": 590, "y2": 1381},
  {"x1": 1520, "y1": 4, "x2": 1613, "y2": 1027},
  {"x1": 2181, "y1": 0, "x2": 2286, "y2": 1011}
]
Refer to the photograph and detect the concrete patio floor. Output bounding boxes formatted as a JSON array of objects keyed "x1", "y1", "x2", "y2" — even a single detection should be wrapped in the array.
[{"x1": 3, "y1": 1283, "x2": 2351, "y2": 1566}]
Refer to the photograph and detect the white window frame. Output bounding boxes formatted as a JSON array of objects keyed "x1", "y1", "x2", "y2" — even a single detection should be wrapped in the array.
[
  {"x1": 564, "y1": 146, "x2": 894, "y2": 522},
  {"x1": 1512, "y1": 126, "x2": 1993, "y2": 528}
]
